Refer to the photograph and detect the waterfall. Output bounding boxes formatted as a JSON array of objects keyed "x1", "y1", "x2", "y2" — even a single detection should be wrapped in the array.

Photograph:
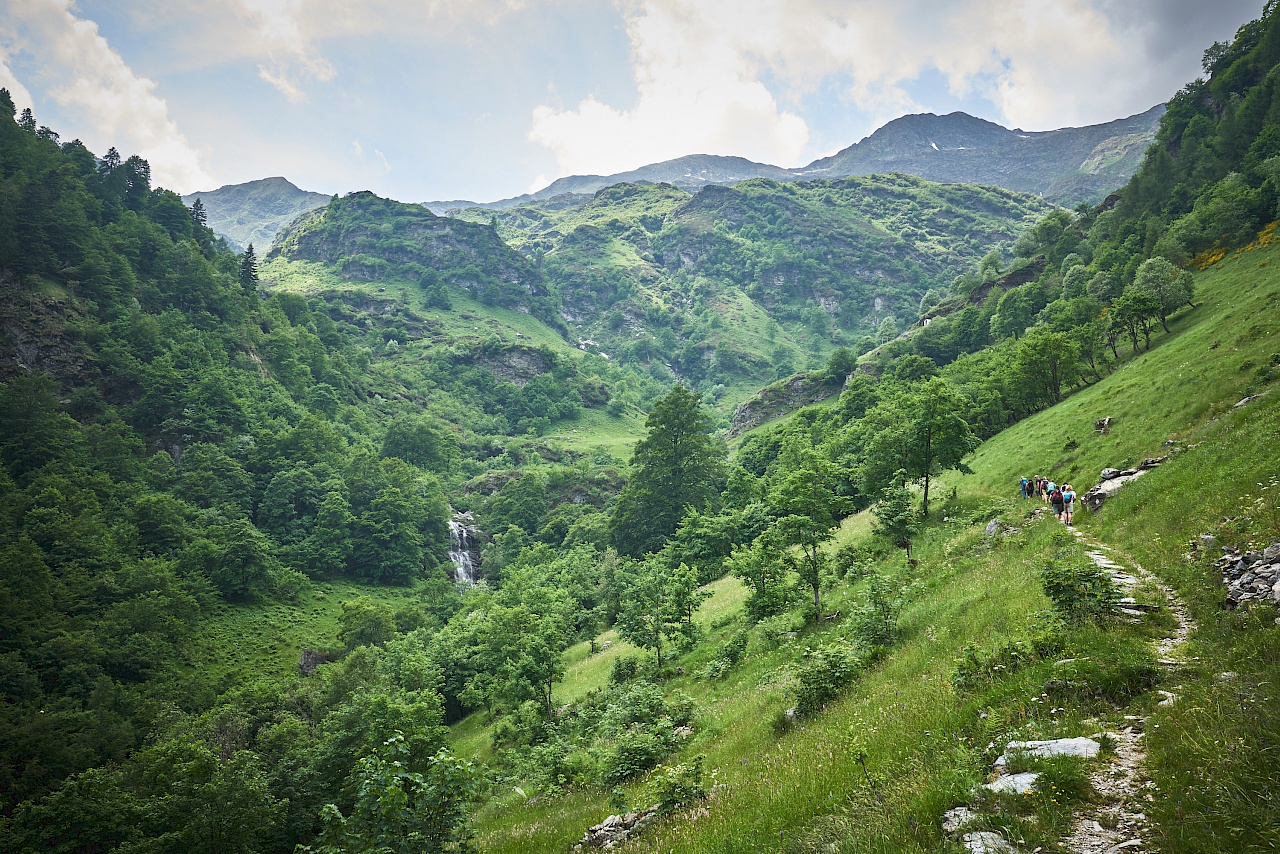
[{"x1": 448, "y1": 511, "x2": 480, "y2": 586}]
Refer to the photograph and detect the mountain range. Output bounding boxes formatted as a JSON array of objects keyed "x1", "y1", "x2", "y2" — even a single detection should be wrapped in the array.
[{"x1": 185, "y1": 106, "x2": 1163, "y2": 251}]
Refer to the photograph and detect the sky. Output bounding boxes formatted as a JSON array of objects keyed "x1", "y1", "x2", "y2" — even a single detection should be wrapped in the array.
[{"x1": 0, "y1": 0, "x2": 1265, "y2": 204}]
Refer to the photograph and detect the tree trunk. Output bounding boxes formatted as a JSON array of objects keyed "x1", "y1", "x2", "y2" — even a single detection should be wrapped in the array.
[{"x1": 812, "y1": 582, "x2": 822, "y2": 623}]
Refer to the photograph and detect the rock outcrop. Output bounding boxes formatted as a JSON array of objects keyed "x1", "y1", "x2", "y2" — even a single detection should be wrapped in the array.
[
  {"x1": 1081, "y1": 457, "x2": 1166, "y2": 511},
  {"x1": 572, "y1": 807, "x2": 660, "y2": 850},
  {"x1": 1213, "y1": 541, "x2": 1280, "y2": 608}
]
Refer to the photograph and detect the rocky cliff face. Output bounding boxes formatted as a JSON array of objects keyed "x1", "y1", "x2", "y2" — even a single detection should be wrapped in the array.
[{"x1": 729, "y1": 371, "x2": 844, "y2": 435}]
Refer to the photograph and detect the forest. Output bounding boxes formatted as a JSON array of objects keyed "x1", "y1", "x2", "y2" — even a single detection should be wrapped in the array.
[{"x1": 2, "y1": 3, "x2": 1280, "y2": 851}]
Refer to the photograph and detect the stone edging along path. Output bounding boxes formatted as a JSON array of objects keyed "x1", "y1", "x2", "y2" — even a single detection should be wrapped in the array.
[
  {"x1": 1061, "y1": 528, "x2": 1193, "y2": 854},
  {"x1": 943, "y1": 521, "x2": 1195, "y2": 854}
]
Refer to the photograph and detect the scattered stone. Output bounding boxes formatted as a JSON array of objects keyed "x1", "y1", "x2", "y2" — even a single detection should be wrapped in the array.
[
  {"x1": 572, "y1": 806, "x2": 660, "y2": 850},
  {"x1": 1234, "y1": 395, "x2": 1257, "y2": 408},
  {"x1": 1105, "y1": 840, "x2": 1145, "y2": 853},
  {"x1": 1199, "y1": 534, "x2": 1217, "y2": 550},
  {"x1": 1157, "y1": 690, "x2": 1178, "y2": 707},
  {"x1": 995, "y1": 737, "x2": 1101, "y2": 767},
  {"x1": 1094, "y1": 416, "x2": 1113, "y2": 433},
  {"x1": 1099, "y1": 467, "x2": 1122, "y2": 481},
  {"x1": 942, "y1": 806, "x2": 978, "y2": 834},
  {"x1": 985, "y1": 518, "x2": 1004, "y2": 537},
  {"x1": 963, "y1": 830, "x2": 1019, "y2": 853},
  {"x1": 983, "y1": 772, "x2": 1040, "y2": 795}
]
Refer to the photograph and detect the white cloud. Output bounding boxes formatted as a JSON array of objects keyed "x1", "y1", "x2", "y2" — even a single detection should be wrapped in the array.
[
  {"x1": 530, "y1": 0, "x2": 811, "y2": 176},
  {"x1": 0, "y1": 49, "x2": 35, "y2": 113},
  {"x1": 0, "y1": 0, "x2": 214, "y2": 192},
  {"x1": 528, "y1": 0, "x2": 1255, "y2": 180},
  {"x1": 234, "y1": 0, "x2": 336, "y2": 101}
]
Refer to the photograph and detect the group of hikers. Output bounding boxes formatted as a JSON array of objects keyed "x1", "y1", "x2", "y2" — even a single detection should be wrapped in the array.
[{"x1": 1019, "y1": 475, "x2": 1077, "y2": 525}]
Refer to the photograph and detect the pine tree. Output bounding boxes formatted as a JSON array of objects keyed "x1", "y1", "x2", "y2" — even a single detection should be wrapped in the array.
[
  {"x1": 190, "y1": 198, "x2": 207, "y2": 228},
  {"x1": 239, "y1": 244, "x2": 259, "y2": 294}
]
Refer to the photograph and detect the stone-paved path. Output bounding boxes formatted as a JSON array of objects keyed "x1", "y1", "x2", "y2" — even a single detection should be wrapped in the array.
[{"x1": 1060, "y1": 529, "x2": 1195, "y2": 854}]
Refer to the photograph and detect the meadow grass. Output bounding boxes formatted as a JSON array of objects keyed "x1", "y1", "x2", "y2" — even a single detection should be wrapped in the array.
[{"x1": 465, "y1": 236, "x2": 1280, "y2": 851}]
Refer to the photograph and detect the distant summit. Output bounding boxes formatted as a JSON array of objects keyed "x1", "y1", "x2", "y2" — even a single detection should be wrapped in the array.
[
  {"x1": 195, "y1": 107, "x2": 1164, "y2": 247},
  {"x1": 426, "y1": 105, "x2": 1164, "y2": 213},
  {"x1": 181, "y1": 177, "x2": 331, "y2": 252},
  {"x1": 802, "y1": 105, "x2": 1166, "y2": 205}
]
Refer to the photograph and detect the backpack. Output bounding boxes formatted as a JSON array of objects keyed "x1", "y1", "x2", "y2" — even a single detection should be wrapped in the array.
[{"x1": 1050, "y1": 489, "x2": 1063, "y2": 504}]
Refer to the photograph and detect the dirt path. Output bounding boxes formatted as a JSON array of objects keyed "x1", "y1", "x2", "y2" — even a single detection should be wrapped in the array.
[{"x1": 1060, "y1": 529, "x2": 1195, "y2": 854}]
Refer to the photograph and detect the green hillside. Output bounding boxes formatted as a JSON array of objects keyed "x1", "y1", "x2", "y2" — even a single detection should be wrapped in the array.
[
  {"x1": 453, "y1": 211, "x2": 1279, "y2": 854},
  {"x1": 4, "y1": 5, "x2": 1280, "y2": 853}
]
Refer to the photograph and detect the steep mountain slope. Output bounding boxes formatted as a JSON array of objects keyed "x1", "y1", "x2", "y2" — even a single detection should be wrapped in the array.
[
  {"x1": 803, "y1": 105, "x2": 1165, "y2": 206},
  {"x1": 310, "y1": 176, "x2": 1052, "y2": 405},
  {"x1": 181, "y1": 176, "x2": 330, "y2": 252},
  {"x1": 429, "y1": 107, "x2": 1163, "y2": 213}
]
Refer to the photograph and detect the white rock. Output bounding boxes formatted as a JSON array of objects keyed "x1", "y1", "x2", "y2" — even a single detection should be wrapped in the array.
[
  {"x1": 983, "y1": 772, "x2": 1039, "y2": 794},
  {"x1": 942, "y1": 806, "x2": 977, "y2": 833},
  {"x1": 995, "y1": 737, "x2": 1100, "y2": 767},
  {"x1": 963, "y1": 830, "x2": 1019, "y2": 853}
]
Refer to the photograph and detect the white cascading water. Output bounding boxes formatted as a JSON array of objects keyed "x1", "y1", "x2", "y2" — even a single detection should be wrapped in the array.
[{"x1": 448, "y1": 513, "x2": 479, "y2": 586}]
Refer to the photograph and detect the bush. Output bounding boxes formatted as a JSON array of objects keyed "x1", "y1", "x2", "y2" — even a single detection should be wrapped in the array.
[
  {"x1": 610, "y1": 656, "x2": 640, "y2": 685},
  {"x1": 599, "y1": 721, "x2": 675, "y2": 786},
  {"x1": 646, "y1": 756, "x2": 709, "y2": 812},
  {"x1": 793, "y1": 642, "x2": 876, "y2": 717},
  {"x1": 952, "y1": 629, "x2": 1065, "y2": 693},
  {"x1": 833, "y1": 541, "x2": 878, "y2": 580},
  {"x1": 757, "y1": 611, "x2": 806, "y2": 649},
  {"x1": 849, "y1": 573, "x2": 901, "y2": 648},
  {"x1": 1040, "y1": 548, "x2": 1121, "y2": 621}
]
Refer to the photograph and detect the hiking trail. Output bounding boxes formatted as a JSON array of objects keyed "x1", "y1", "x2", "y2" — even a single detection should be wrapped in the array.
[{"x1": 1059, "y1": 526, "x2": 1195, "y2": 854}]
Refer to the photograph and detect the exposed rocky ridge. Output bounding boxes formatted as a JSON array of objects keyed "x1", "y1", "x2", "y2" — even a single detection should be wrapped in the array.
[
  {"x1": 728, "y1": 371, "x2": 845, "y2": 435},
  {"x1": 806, "y1": 106, "x2": 1165, "y2": 207}
]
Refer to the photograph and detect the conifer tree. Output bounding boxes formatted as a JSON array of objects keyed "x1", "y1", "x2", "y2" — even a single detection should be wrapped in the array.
[{"x1": 239, "y1": 244, "x2": 259, "y2": 294}]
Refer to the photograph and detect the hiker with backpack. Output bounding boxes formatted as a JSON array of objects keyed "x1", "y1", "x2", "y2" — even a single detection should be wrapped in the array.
[
  {"x1": 1049, "y1": 484, "x2": 1065, "y2": 520},
  {"x1": 1019, "y1": 476, "x2": 1030, "y2": 499},
  {"x1": 1062, "y1": 484, "x2": 1076, "y2": 525}
]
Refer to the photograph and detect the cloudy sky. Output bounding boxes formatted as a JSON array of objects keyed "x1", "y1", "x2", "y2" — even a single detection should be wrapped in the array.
[{"x1": 0, "y1": 0, "x2": 1264, "y2": 203}]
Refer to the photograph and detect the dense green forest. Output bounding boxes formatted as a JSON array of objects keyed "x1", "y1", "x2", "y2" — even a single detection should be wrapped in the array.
[{"x1": 1, "y1": 3, "x2": 1280, "y2": 851}]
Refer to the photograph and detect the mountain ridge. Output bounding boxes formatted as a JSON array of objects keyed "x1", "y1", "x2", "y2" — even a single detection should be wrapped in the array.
[{"x1": 426, "y1": 105, "x2": 1165, "y2": 213}]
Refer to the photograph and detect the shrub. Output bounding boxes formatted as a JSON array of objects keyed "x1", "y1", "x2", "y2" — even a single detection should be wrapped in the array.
[
  {"x1": 1040, "y1": 548, "x2": 1121, "y2": 621},
  {"x1": 793, "y1": 642, "x2": 876, "y2": 717},
  {"x1": 646, "y1": 756, "x2": 709, "y2": 812},
  {"x1": 599, "y1": 720, "x2": 675, "y2": 786},
  {"x1": 952, "y1": 628, "x2": 1065, "y2": 693},
  {"x1": 849, "y1": 573, "x2": 901, "y2": 647},
  {"x1": 610, "y1": 656, "x2": 640, "y2": 685},
  {"x1": 757, "y1": 611, "x2": 806, "y2": 649}
]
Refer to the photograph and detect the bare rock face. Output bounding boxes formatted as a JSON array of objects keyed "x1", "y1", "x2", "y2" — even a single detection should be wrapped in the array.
[
  {"x1": 729, "y1": 371, "x2": 844, "y2": 436},
  {"x1": 298, "y1": 649, "x2": 334, "y2": 675},
  {"x1": 962, "y1": 830, "x2": 1020, "y2": 853},
  {"x1": 1082, "y1": 455, "x2": 1168, "y2": 512}
]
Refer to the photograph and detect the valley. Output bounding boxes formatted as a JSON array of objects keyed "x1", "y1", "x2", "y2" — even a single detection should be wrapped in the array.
[{"x1": 2, "y1": 6, "x2": 1280, "y2": 854}]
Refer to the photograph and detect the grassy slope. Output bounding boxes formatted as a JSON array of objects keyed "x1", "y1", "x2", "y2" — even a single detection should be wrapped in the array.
[{"x1": 462, "y1": 235, "x2": 1280, "y2": 852}]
